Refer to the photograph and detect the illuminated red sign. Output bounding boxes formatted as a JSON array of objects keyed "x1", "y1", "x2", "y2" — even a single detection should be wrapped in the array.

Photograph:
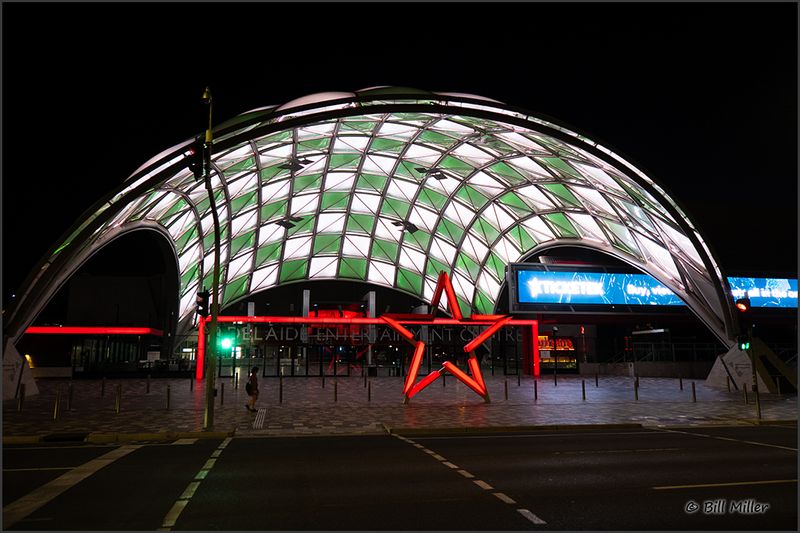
[{"x1": 538, "y1": 336, "x2": 575, "y2": 351}]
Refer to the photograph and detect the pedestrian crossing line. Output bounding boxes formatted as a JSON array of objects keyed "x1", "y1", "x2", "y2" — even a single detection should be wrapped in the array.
[
  {"x1": 517, "y1": 508, "x2": 547, "y2": 524},
  {"x1": 253, "y1": 408, "x2": 266, "y2": 429},
  {"x1": 493, "y1": 492, "x2": 517, "y2": 504},
  {"x1": 160, "y1": 437, "x2": 231, "y2": 530}
]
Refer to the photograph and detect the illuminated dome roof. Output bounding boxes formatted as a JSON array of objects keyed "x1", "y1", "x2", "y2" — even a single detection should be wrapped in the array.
[{"x1": 6, "y1": 88, "x2": 738, "y2": 345}]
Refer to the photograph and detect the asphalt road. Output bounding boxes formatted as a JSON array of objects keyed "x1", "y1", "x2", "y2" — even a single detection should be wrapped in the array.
[{"x1": 3, "y1": 425, "x2": 797, "y2": 530}]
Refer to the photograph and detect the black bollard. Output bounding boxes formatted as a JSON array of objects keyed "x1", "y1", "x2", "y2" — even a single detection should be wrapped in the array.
[
  {"x1": 553, "y1": 366, "x2": 557, "y2": 387},
  {"x1": 220, "y1": 382, "x2": 225, "y2": 405},
  {"x1": 582, "y1": 379, "x2": 586, "y2": 401},
  {"x1": 691, "y1": 381, "x2": 696, "y2": 403},
  {"x1": 17, "y1": 383, "x2": 26, "y2": 412},
  {"x1": 166, "y1": 385, "x2": 171, "y2": 410},
  {"x1": 334, "y1": 380, "x2": 338, "y2": 402},
  {"x1": 146, "y1": 374, "x2": 151, "y2": 394},
  {"x1": 595, "y1": 373, "x2": 599, "y2": 387},
  {"x1": 322, "y1": 374, "x2": 326, "y2": 388},
  {"x1": 442, "y1": 373, "x2": 446, "y2": 387},
  {"x1": 190, "y1": 377, "x2": 194, "y2": 391},
  {"x1": 517, "y1": 371, "x2": 521, "y2": 387},
  {"x1": 679, "y1": 376, "x2": 683, "y2": 391},
  {"x1": 68, "y1": 382, "x2": 74, "y2": 411},
  {"x1": 279, "y1": 376, "x2": 283, "y2": 404},
  {"x1": 776, "y1": 378, "x2": 781, "y2": 396},
  {"x1": 116, "y1": 384, "x2": 122, "y2": 414},
  {"x1": 53, "y1": 388, "x2": 61, "y2": 420},
  {"x1": 634, "y1": 379, "x2": 639, "y2": 401},
  {"x1": 235, "y1": 371, "x2": 239, "y2": 390},
  {"x1": 504, "y1": 379, "x2": 508, "y2": 401},
  {"x1": 364, "y1": 371, "x2": 367, "y2": 388},
  {"x1": 534, "y1": 380, "x2": 538, "y2": 401},
  {"x1": 368, "y1": 381, "x2": 372, "y2": 402},
  {"x1": 743, "y1": 383, "x2": 748, "y2": 404}
]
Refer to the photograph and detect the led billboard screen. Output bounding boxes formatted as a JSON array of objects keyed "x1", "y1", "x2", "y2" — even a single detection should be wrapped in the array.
[{"x1": 727, "y1": 277, "x2": 798, "y2": 309}]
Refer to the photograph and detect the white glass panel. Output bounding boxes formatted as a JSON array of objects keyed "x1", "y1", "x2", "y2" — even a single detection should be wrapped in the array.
[
  {"x1": 423, "y1": 277, "x2": 438, "y2": 304},
  {"x1": 468, "y1": 171, "x2": 505, "y2": 197},
  {"x1": 386, "y1": 179, "x2": 418, "y2": 202},
  {"x1": 521, "y1": 216, "x2": 555, "y2": 243},
  {"x1": 482, "y1": 204, "x2": 515, "y2": 232},
  {"x1": 408, "y1": 206, "x2": 438, "y2": 233},
  {"x1": 145, "y1": 193, "x2": 178, "y2": 220},
  {"x1": 179, "y1": 287, "x2": 198, "y2": 319},
  {"x1": 377, "y1": 121, "x2": 418, "y2": 140},
  {"x1": 295, "y1": 156, "x2": 327, "y2": 175},
  {"x1": 516, "y1": 185, "x2": 556, "y2": 211},
  {"x1": 179, "y1": 244, "x2": 200, "y2": 273},
  {"x1": 367, "y1": 260, "x2": 396, "y2": 286},
  {"x1": 342, "y1": 235, "x2": 372, "y2": 257},
  {"x1": 493, "y1": 236, "x2": 520, "y2": 264},
  {"x1": 227, "y1": 173, "x2": 258, "y2": 198},
  {"x1": 572, "y1": 161, "x2": 625, "y2": 193},
  {"x1": 374, "y1": 217, "x2": 401, "y2": 242},
  {"x1": 216, "y1": 145, "x2": 252, "y2": 164},
  {"x1": 251, "y1": 264, "x2": 279, "y2": 291},
  {"x1": 461, "y1": 233, "x2": 489, "y2": 263},
  {"x1": 261, "y1": 179, "x2": 290, "y2": 200},
  {"x1": 404, "y1": 143, "x2": 441, "y2": 162},
  {"x1": 508, "y1": 156, "x2": 551, "y2": 179},
  {"x1": 299, "y1": 122, "x2": 336, "y2": 137},
  {"x1": 361, "y1": 155, "x2": 396, "y2": 175},
  {"x1": 655, "y1": 219, "x2": 704, "y2": 266},
  {"x1": 637, "y1": 232, "x2": 682, "y2": 281},
  {"x1": 309, "y1": 257, "x2": 339, "y2": 278},
  {"x1": 228, "y1": 251, "x2": 253, "y2": 280},
  {"x1": 290, "y1": 194, "x2": 319, "y2": 216},
  {"x1": 200, "y1": 213, "x2": 214, "y2": 235},
  {"x1": 430, "y1": 119, "x2": 474, "y2": 134},
  {"x1": 284, "y1": 236, "x2": 312, "y2": 260},
  {"x1": 332, "y1": 135, "x2": 370, "y2": 152},
  {"x1": 452, "y1": 143, "x2": 493, "y2": 166},
  {"x1": 203, "y1": 245, "x2": 228, "y2": 274},
  {"x1": 452, "y1": 271, "x2": 475, "y2": 302},
  {"x1": 429, "y1": 237, "x2": 457, "y2": 265},
  {"x1": 496, "y1": 131, "x2": 546, "y2": 152},
  {"x1": 568, "y1": 213, "x2": 607, "y2": 242},
  {"x1": 350, "y1": 193, "x2": 380, "y2": 214},
  {"x1": 398, "y1": 246, "x2": 427, "y2": 273},
  {"x1": 167, "y1": 211, "x2": 194, "y2": 238},
  {"x1": 443, "y1": 199, "x2": 475, "y2": 229},
  {"x1": 324, "y1": 172, "x2": 356, "y2": 191},
  {"x1": 571, "y1": 186, "x2": 617, "y2": 218},
  {"x1": 316, "y1": 213, "x2": 345, "y2": 234},
  {"x1": 231, "y1": 209, "x2": 257, "y2": 236},
  {"x1": 478, "y1": 272, "x2": 501, "y2": 298},
  {"x1": 425, "y1": 175, "x2": 461, "y2": 196},
  {"x1": 258, "y1": 223, "x2": 285, "y2": 245}
]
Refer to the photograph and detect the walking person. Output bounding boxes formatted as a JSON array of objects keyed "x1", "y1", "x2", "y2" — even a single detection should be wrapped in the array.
[{"x1": 245, "y1": 367, "x2": 259, "y2": 412}]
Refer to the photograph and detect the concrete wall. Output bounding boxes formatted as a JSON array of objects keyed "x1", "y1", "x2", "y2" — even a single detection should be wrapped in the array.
[{"x1": 580, "y1": 361, "x2": 714, "y2": 379}]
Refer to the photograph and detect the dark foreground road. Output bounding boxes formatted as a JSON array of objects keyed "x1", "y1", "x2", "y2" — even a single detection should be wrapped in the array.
[{"x1": 3, "y1": 425, "x2": 797, "y2": 530}]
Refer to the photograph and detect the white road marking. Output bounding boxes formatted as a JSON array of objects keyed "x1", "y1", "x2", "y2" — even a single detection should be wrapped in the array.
[
  {"x1": 653, "y1": 478, "x2": 798, "y2": 490},
  {"x1": 161, "y1": 500, "x2": 188, "y2": 528},
  {"x1": 413, "y1": 443, "x2": 425, "y2": 448},
  {"x1": 3, "y1": 445, "x2": 141, "y2": 528},
  {"x1": 442, "y1": 462, "x2": 459, "y2": 469},
  {"x1": 202, "y1": 459, "x2": 216, "y2": 470},
  {"x1": 4, "y1": 467, "x2": 73, "y2": 472},
  {"x1": 474, "y1": 480, "x2": 493, "y2": 490},
  {"x1": 179, "y1": 482, "x2": 200, "y2": 500},
  {"x1": 655, "y1": 427, "x2": 797, "y2": 452},
  {"x1": 457, "y1": 470, "x2": 474, "y2": 478},
  {"x1": 518, "y1": 508, "x2": 547, "y2": 524},
  {"x1": 253, "y1": 408, "x2": 266, "y2": 429},
  {"x1": 431, "y1": 454, "x2": 446, "y2": 461},
  {"x1": 171, "y1": 439, "x2": 198, "y2": 445},
  {"x1": 414, "y1": 431, "x2": 660, "y2": 440},
  {"x1": 493, "y1": 492, "x2": 517, "y2": 504},
  {"x1": 211, "y1": 450, "x2": 222, "y2": 458},
  {"x1": 555, "y1": 447, "x2": 680, "y2": 455}
]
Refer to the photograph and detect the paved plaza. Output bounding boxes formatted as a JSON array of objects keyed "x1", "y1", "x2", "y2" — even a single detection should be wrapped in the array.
[{"x1": 3, "y1": 374, "x2": 796, "y2": 440}]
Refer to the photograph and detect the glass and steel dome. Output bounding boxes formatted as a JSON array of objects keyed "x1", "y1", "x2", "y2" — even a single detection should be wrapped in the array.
[{"x1": 6, "y1": 88, "x2": 738, "y2": 346}]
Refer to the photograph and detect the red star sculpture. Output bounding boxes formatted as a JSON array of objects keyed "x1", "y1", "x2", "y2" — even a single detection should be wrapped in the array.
[{"x1": 381, "y1": 271, "x2": 513, "y2": 404}]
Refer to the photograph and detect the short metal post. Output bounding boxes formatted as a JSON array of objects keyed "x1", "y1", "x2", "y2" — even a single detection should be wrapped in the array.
[
  {"x1": 582, "y1": 379, "x2": 586, "y2": 401},
  {"x1": 279, "y1": 376, "x2": 283, "y2": 404},
  {"x1": 691, "y1": 381, "x2": 696, "y2": 403},
  {"x1": 553, "y1": 366, "x2": 557, "y2": 387},
  {"x1": 753, "y1": 382, "x2": 762, "y2": 420},
  {"x1": 17, "y1": 383, "x2": 26, "y2": 412},
  {"x1": 235, "y1": 371, "x2": 239, "y2": 390},
  {"x1": 190, "y1": 377, "x2": 194, "y2": 391},
  {"x1": 68, "y1": 382, "x2": 74, "y2": 411},
  {"x1": 442, "y1": 373, "x2": 446, "y2": 387},
  {"x1": 776, "y1": 377, "x2": 781, "y2": 395},
  {"x1": 101, "y1": 376, "x2": 106, "y2": 397},
  {"x1": 368, "y1": 381, "x2": 372, "y2": 402},
  {"x1": 534, "y1": 380, "x2": 538, "y2": 401},
  {"x1": 364, "y1": 371, "x2": 367, "y2": 388},
  {"x1": 504, "y1": 379, "x2": 508, "y2": 401},
  {"x1": 634, "y1": 379, "x2": 638, "y2": 401},
  {"x1": 220, "y1": 382, "x2": 225, "y2": 405},
  {"x1": 743, "y1": 383, "x2": 748, "y2": 404},
  {"x1": 146, "y1": 374, "x2": 151, "y2": 394},
  {"x1": 166, "y1": 385, "x2": 171, "y2": 410},
  {"x1": 595, "y1": 373, "x2": 599, "y2": 387},
  {"x1": 116, "y1": 384, "x2": 122, "y2": 414},
  {"x1": 517, "y1": 371, "x2": 521, "y2": 387},
  {"x1": 334, "y1": 380, "x2": 338, "y2": 402},
  {"x1": 53, "y1": 388, "x2": 61, "y2": 420},
  {"x1": 726, "y1": 375, "x2": 731, "y2": 392},
  {"x1": 679, "y1": 376, "x2": 683, "y2": 391},
  {"x1": 322, "y1": 373, "x2": 326, "y2": 388}
]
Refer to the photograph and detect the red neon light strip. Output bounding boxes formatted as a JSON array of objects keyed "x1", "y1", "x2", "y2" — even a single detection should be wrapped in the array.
[
  {"x1": 467, "y1": 355, "x2": 488, "y2": 395},
  {"x1": 462, "y1": 315, "x2": 513, "y2": 353},
  {"x1": 380, "y1": 316, "x2": 416, "y2": 343},
  {"x1": 403, "y1": 341, "x2": 426, "y2": 395},
  {"x1": 407, "y1": 369, "x2": 441, "y2": 399},
  {"x1": 25, "y1": 326, "x2": 163, "y2": 336},
  {"x1": 532, "y1": 324, "x2": 540, "y2": 377},
  {"x1": 429, "y1": 271, "x2": 447, "y2": 317},
  {"x1": 196, "y1": 318, "x2": 206, "y2": 380},
  {"x1": 442, "y1": 361, "x2": 485, "y2": 397},
  {"x1": 442, "y1": 275, "x2": 463, "y2": 320}
]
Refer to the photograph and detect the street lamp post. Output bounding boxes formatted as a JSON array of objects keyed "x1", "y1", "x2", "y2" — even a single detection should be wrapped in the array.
[{"x1": 201, "y1": 86, "x2": 221, "y2": 431}]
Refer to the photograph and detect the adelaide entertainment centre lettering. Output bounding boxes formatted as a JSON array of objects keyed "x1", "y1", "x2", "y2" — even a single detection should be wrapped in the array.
[{"x1": 237, "y1": 325, "x2": 522, "y2": 345}]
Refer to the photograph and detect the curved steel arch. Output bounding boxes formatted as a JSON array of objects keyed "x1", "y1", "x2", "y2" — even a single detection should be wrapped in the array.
[{"x1": 5, "y1": 89, "x2": 737, "y2": 347}]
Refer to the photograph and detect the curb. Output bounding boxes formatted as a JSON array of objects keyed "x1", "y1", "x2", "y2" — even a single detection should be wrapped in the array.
[
  {"x1": 3, "y1": 430, "x2": 236, "y2": 445},
  {"x1": 384, "y1": 423, "x2": 644, "y2": 436}
]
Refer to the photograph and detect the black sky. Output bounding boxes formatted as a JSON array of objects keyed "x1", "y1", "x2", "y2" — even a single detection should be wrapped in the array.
[{"x1": 2, "y1": 2, "x2": 797, "y2": 306}]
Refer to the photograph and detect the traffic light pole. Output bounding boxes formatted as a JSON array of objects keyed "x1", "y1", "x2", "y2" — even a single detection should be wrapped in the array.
[
  {"x1": 748, "y1": 325, "x2": 761, "y2": 421},
  {"x1": 201, "y1": 87, "x2": 220, "y2": 431}
]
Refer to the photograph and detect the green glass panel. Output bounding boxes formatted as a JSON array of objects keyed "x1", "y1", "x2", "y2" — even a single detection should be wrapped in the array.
[
  {"x1": 195, "y1": 196, "x2": 210, "y2": 214},
  {"x1": 380, "y1": 197, "x2": 411, "y2": 219},
  {"x1": 542, "y1": 183, "x2": 581, "y2": 207},
  {"x1": 223, "y1": 274, "x2": 250, "y2": 305},
  {"x1": 224, "y1": 157, "x2": 254, "y2": 175},
  {"x1": 543, "y1": 213, "x2": 579, "y2": 238},
  {"x1": 321, "y1": 191, "x2": 349, "y2": 211},
  {"x1": 257, "y1": 131, "x2": 291, "y2": 146},
  {"x1": 474, "y1": 290, "x2": 494, "y2": 315},
  {"x1": 394, "y1": 112, "x2": 431, "y2": 121},
  {"x1": 287, "y1": 217, "x2": 315, "y2": 237},
  {"x1": 417, "y1": 188, "x2": 448, "y2": 210},
  {"x1": 605, "y1": 220, "x2": 641, "y2": 257},
  {"x1": 370, "y1": 138, "x2": 405, "y2": 153},
  {"x1": 328, "y1": 153, "x2": 361, "y2": 170},
  {"x1": 395, "y1": 160, "x2": 424, "y2": 180},
  {"x1": 498, "y1": 192, "x2": 532, "y2": 217},
  {"x1": 260, "y1": 164, "x2": 289, "y2": 183},
  {"x1": 489, "y1": 162, "x2": 527, "y2": 185},
  {"x1": 484, "y1": 252, "x2": 506, "y2": 281},
  {"x1": 313, "y1": 234, "x2": 341, "y2": 255},
  {"x1": 538, "y1": 157, "x2": 581, "y2": 178},
  {"x1": 436, "y1": 218, "x2": 464, "y2": 244},
  {"x1": 372, "y1": 239, "x2": 399, "y2": 262},
  {"x1": 457, "y1": 296, "x2": 472, "y2": 319},
  {"x1": 293, "y1": 173, "x2": 322, "y2": 193},
  {"x1": 279, "y1": 259, "x2": 308, "y2": 282},
  {"x1": 159, "y1": 199, "x2": 187, "y2": 223},
  {"x1": 356, "y1": 173, "x2": 387, "y2": 193},
  {"x1": 202, "y1": 267, "x2": 226, "y2": 293},
  {"x1": 346, "y1": 213, "x2": 375, "y2": 234},
  {"x1": 230, "y1": 230, "x2": 256, "y2": 258},
  {"x1": 418, "y1": 130, "x2": 458, "y2": 148},
  {"x1": 298, "y1": 137, "x2": 330, "y2": 151},
  {"x1": 439, "y1": 156, "x2": 474, "y2": 177},
  {"x1": 397, "y1": 268, "x2": 423, "y2": 296},
  {"x1": 175, "y1": 226, "x2": 198, "y2": 255},
  {"x1": 404, "y1": 229, "x2": 430, "y2": 251},
  {"x1": 426, "y1": 257, "x2": 450, "y2": 278},
  {"x1": 456, "y1": 252, "x2": 480, "y2": 282},
  {"x1": 255, "y1": 241, "x2": 283, "y2": 267},
  {"x1": 341, "y1": 121, "x2": 377, "y2": 133},
  {"x1": 507, "y1": 224, "x2": 537, "y2": 251},
  {"x1": 229, "y1": 191, "x2": 257, "y2": 214},
  {"x1": 180, "y1": 264, "x2": 199, "y2": 292},
  {"x1": 473, "y1": 219, "x2": 500, "y2": 244},
  {"x1": 456, "y1": 185, "x2": 489, "y2": 210},
  {"x1": 339, "y1": 257, "x2": 367, "y2": 280},
  {"x1": 260, "y1": 200, "x2": 287, "y2": 222}
]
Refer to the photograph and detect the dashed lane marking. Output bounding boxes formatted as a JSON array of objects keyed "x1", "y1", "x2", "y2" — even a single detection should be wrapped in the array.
[
  {"x1": 517, "y1": 508, "x2": 547, "y2": 524},
  {"x1": 431, "y1": 453, "x2": 447, "y2": 461},
  {"x1": 457, "y1": 469, "x2": 474, "y2": 478},
  {"x1": 493, "y1": 492, "x2": 517, "y2": 504},
  {"x1": 171, "y1": 439, "x2": 198, "y2": 445},
  {"x1": 3, "y1": 444, "x2": 141, "y2": 529},
  {"x1": 442, "y1": 462, "x2": 459, "y2": 469},
  {"x1": 474, "y1": 480, "x2": 494, "y2": 490},
  {"x1": 161, "y1": 500, "x2": 188, "y2": 528}
]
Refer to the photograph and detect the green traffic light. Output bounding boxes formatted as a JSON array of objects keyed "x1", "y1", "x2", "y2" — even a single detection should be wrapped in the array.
[
  {"x1": 220, "y1": 337, "x2": 233, "y2": 349},
  {"x1": 739, "y1": 341, "x2": 750, "y2": 350}
]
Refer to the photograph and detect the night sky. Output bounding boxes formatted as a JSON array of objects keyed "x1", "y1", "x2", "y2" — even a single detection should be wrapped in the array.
[{"x1": 2, "y1": 2, "x2": 797, "y2": 309}]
